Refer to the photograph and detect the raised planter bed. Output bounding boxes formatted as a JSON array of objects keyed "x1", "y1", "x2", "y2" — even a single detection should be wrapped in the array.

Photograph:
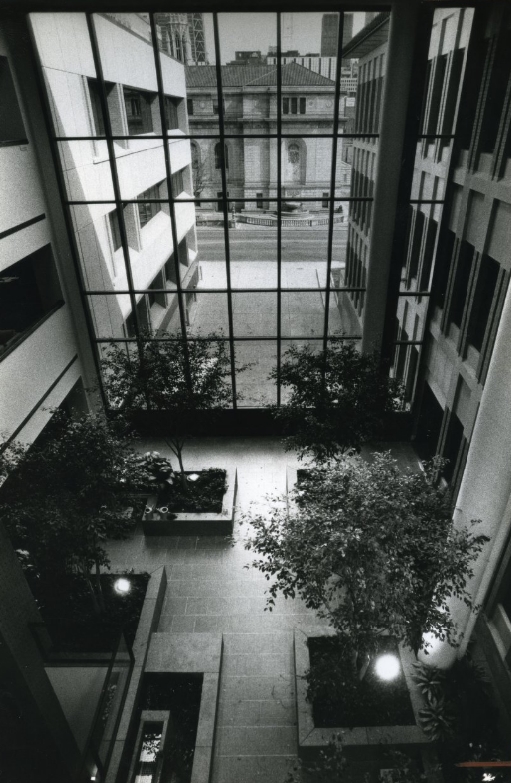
[
  {"x1": 142, "y1": 467, "x2": 237, "y2": 536},
  {"x1": 294, "y1": 627, "x2": 430, "y2": 764}
]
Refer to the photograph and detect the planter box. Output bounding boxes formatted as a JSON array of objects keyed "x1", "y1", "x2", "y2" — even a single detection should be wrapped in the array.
[
  {"x1": 294, "y1": 628, "x2": 430, "y2": 764},
  {"x1": 142, "y1": 468, "x2": 237, "y2": 536},
  {"x1": 145, "y1": 633, "x2": 223, "y2": 783}
]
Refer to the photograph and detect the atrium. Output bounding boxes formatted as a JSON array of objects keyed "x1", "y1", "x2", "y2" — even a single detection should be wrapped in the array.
[{"x1": 1, "y1": 1, "x2": 511, "y2": 782}]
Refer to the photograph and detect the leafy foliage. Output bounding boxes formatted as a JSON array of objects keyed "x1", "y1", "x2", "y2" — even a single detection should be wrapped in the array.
[
  {"x1": 0, "y1": 413, "x2": 140, "y2": 611},
  {"x1": 270, "y1": 342, "x2": 403, "y2": 463},
  {"x1": 101, "y1": 331, "x2": 233, "y2": 414},
  {"x1": 412, "y1": 661, "x2": 446, "y2": 703},
  {"x1": 284, "y1": 738, "x2": 426, "y2": 783},
  {"x1": 245, "y1": 452, "x2": 488, "y2": 656},
  {"x1": 418, "y1": 654, "x2": 511, "y2": 781},
  {"x1": 100, "y1": 331, "x2": 236, "y2": 476}
]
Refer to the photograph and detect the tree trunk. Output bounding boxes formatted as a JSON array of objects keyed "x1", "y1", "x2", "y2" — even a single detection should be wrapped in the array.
[
  {"x1": 94, "y1": 556, "x2": 106, "y2": 613},
  {"x1": 357, "y1": 651, "x2": 371, "y2": 681},
  {"x1": 174, "y1": 441, "x2": 187, "y2": 491},
  {"x1": 83, "y1": 566, "x2": 101, "y2": 615}
]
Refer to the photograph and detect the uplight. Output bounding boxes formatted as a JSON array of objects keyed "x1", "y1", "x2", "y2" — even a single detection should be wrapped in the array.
[
  {"x1": 374, "y1": 653, "x2": 400, "y2": 681},
  {"x1": 114, "y1": 577, "x2": 131, "y2": 595}
]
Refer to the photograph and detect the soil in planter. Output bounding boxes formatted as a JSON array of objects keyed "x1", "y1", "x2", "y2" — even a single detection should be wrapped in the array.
[
  {"x1": 308, "y1": 636, "x2": 416, "y2": 728},
  {"x1": 138, "y1": 673, "x2": 204, "y2": 783},
  {"x1": 156, "y1": 468, "x2": 227, "y2": 513},
  {"x1": 27, "y1": 571, "x2": 149, "y2": 653}
]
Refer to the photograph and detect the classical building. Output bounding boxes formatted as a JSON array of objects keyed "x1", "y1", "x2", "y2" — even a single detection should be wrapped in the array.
[
  {"x1": 186, "y1": 62, "x2": 352, "y2": 210},
  {"x1": 2, "y1": 3, "x2": 511, "y2": 782}
]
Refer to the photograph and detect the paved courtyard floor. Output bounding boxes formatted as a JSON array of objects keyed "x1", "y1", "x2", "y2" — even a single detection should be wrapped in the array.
[{"x1": 106, "y1": 437, "x2": 421, "y2": 783}]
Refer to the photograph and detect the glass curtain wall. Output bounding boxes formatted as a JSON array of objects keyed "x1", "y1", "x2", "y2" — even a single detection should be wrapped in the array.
[{"x1": 29, "y1": 10, "x2": 388, "y2": 408}]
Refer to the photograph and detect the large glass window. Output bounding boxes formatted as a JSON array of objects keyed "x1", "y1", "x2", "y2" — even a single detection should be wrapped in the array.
[{"x1": 30, "y1": 10, "x2": 393, "y2": 409}]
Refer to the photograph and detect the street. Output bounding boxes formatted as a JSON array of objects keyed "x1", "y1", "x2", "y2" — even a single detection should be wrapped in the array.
[{"x1": 196, "y1": 225, "x2": 348, "y2": 264}]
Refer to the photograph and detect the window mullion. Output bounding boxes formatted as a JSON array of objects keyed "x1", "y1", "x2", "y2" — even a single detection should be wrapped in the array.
[
  {"x1": 213, "y1": 12, "x2": 237, "y2": 409},
  {"x1": 323, "y1": 12, "x2": 345, "y2": 352},
  {"x1": 86, "y1": 14, "x2": 143, "y2": 350},
  {"x1": 149, "y1": 12, "x2": 193, "y2": 390},
  {"x1": 277, "y1": 12, "x2": 282, "y2": 407}
]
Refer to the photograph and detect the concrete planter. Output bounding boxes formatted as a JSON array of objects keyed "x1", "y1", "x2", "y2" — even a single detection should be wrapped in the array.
[
  {"x1": 142, "y1": 468, "x2": 237, "y2": 536},
  {"x1": 145, "y1": 633, "x2": 223, "y2": 783},
  {"x1": 294, "y1": 628, "x2": 430, "y2": 763}
]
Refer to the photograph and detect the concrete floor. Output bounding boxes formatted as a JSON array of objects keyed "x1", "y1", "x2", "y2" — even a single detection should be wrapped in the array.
[
  {"x1": 107, "y1": 437, "x2": 324, "y2": 783},
  {"x1": 107, "y1": 437, "x2": 421, "y2": 783}
]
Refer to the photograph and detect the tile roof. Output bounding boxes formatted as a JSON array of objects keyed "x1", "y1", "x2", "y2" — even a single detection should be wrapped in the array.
[{"x1": 185, "y1": 62, "x2": 336, "y2": 89}]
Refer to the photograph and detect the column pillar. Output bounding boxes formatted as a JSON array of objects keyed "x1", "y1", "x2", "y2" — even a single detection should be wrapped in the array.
[
  {"x1": 361, "y1": 0, "x2": 420, "y2": 354},
  {"x1": 421, "y1": 278, "x2": 511, "y2": 668}
]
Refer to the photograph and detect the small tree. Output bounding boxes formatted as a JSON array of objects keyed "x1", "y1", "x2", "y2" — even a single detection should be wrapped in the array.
[
  {"x1": 100, "y1": 332, "x2": 235, "y2": 487},
  {"x1": 246, "y1": 453, "x2": 487, "y2": 662},
  {"x1": 0, "y1": 413, "x2": 139, "y2": 613},
  {"x1": 270, "y1": 341, "x2": 403, "y2": 464}
]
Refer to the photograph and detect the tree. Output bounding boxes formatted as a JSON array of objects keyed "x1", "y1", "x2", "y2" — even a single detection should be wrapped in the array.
[
  {"x1": 245, "y1": 452, "x2": 488, "y2": 661},
  {"x1": 100, "y1": 332, "x2": 236, "y2": 487},
  {"x1": 192, "y1": 157, "x2": 206, "y2": 199},
  {"x1": 0, "y1": 413, "x2": 139, "y2": 613},
  {"x1": 270, "y1": 341, "x2": 403, "y2": 464}
]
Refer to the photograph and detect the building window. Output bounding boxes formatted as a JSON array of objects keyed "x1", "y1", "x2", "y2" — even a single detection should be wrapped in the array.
[
  {"x1": 138, "y1": 184, "x2": 163, "y2": 228},
  {"x1": 0, "y1": 246, "x2": 63, "y2": 357},
  {"x1": 123, "y1": 88, "x2": 154, "y2": 135},
  {"x1": 215, "y1": 142, "x2": 229, "y2": 169},
  {"x1": 109, "y1": 210, "x2": 122, "y2": 251},
  {"x1": 467, "y1": 255, "x2": 499, "y2": 352},
  {"x1": 148, "y1": 271, "x2": 166, "y2": 309},
  {"x1": 171, "y1": 170, "x2": 184, "y2": 196},
  {"x1": 87, "y1": 77, "x2": 105, "y2": 136},
  {"x1": 283, "y1": 96, "x2": 306, "y2": 115},
  {"x1": 0, "y1": 56, "x2": 27, "y2": 145},
  {"x1": 322, "y1": 192, "x2": 329, "y2": 209},
  {"x1": 164, "y1": 96, "x2": 181, "y2": 131},
  {"x1": 212, "y1": 98, "x2": 225, "y2": 115},
  {"x1": 187, "y1": 98, "x2": 194, "y2": 116},
  {"x1": 256, "y1": 193, "x2": 263, "y2": 209},
  {"x1": 449, "y1": 240, "x2": 474, "y2": 328}
]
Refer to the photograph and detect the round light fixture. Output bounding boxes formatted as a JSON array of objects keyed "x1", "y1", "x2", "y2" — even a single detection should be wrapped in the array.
[
  {"x1": 114, "y1": 577, "x2": 131, "y2": 595},
  {"x1": 374, "y1": 653, "x2": 400, "y2": 681}
]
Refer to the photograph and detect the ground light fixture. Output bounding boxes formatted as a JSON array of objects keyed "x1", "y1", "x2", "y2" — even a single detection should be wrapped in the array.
[
  {"x1": 114, "y1": 577, "x2": 131, "y2": 595},
  {"x1": 374, "y1": 653, "x2": 401, "y2": 681}
]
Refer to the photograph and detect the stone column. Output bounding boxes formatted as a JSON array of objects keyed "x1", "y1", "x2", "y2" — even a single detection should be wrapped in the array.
[
  {"x1": 361, "y1": 0, "x2": 421, "y2": 353},
  {"x1": 421, "y1": 278, "x2": 511, "y2": 667}
]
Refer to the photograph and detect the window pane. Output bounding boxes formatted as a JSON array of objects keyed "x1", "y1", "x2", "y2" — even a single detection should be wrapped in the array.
[
  {"x1": 186, "y1": 292, "x2": 230, "y2": 336},
  {"x1": 88, "y1": 293, "x2": 139, "y2": 339},
  {"x1": 279, "y1": 12, "x2": 338, "y2": 133},
  {"x1": 57, "y1": 141, "x2": 115, "y2": 202},
  {"x1": 186, "y1": 15, "x2": 219, "y2": 137},
  {"x1": 281, "y1": 291, "x2": 328, "y2": 338},
  {"x1": 235, "y1": 340, "x2": 277, "y2": 407},
  {"x1": 70, "y1": 203, "x2": 125, "y2": 289},
  {"x1": 232, "y1": 292, "x2": 277, "y2": 337},
  {"x1": 217, "y1": 13, "x2": 276, "y2": 136},
  {"x1": 280, "y1": 137, "x2": 332, "y2": 200},
  {"x1": 230, "y1": 201, "x2": 278, "y2": 289}
]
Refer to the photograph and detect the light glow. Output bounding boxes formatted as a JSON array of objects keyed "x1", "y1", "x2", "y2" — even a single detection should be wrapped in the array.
[
  {"x1": 114, "y1": 577, "x2": 131, "y2": 595},
  {"x1": 374, "y1": 653, "x2": 401, "y2": 681}
]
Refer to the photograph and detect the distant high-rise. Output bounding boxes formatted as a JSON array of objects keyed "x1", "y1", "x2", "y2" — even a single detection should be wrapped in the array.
[
  {"x1": 321, "y1": 13, "x2": 354, "y2": 57},
  {"x1": 321, "y1": 13, "x2": 338, "y2": 56}
]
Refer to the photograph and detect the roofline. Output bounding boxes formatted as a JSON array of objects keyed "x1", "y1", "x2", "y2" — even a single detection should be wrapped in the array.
[{"x1": 341, "y1": 11, "x2": 390, "y2": 58}]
